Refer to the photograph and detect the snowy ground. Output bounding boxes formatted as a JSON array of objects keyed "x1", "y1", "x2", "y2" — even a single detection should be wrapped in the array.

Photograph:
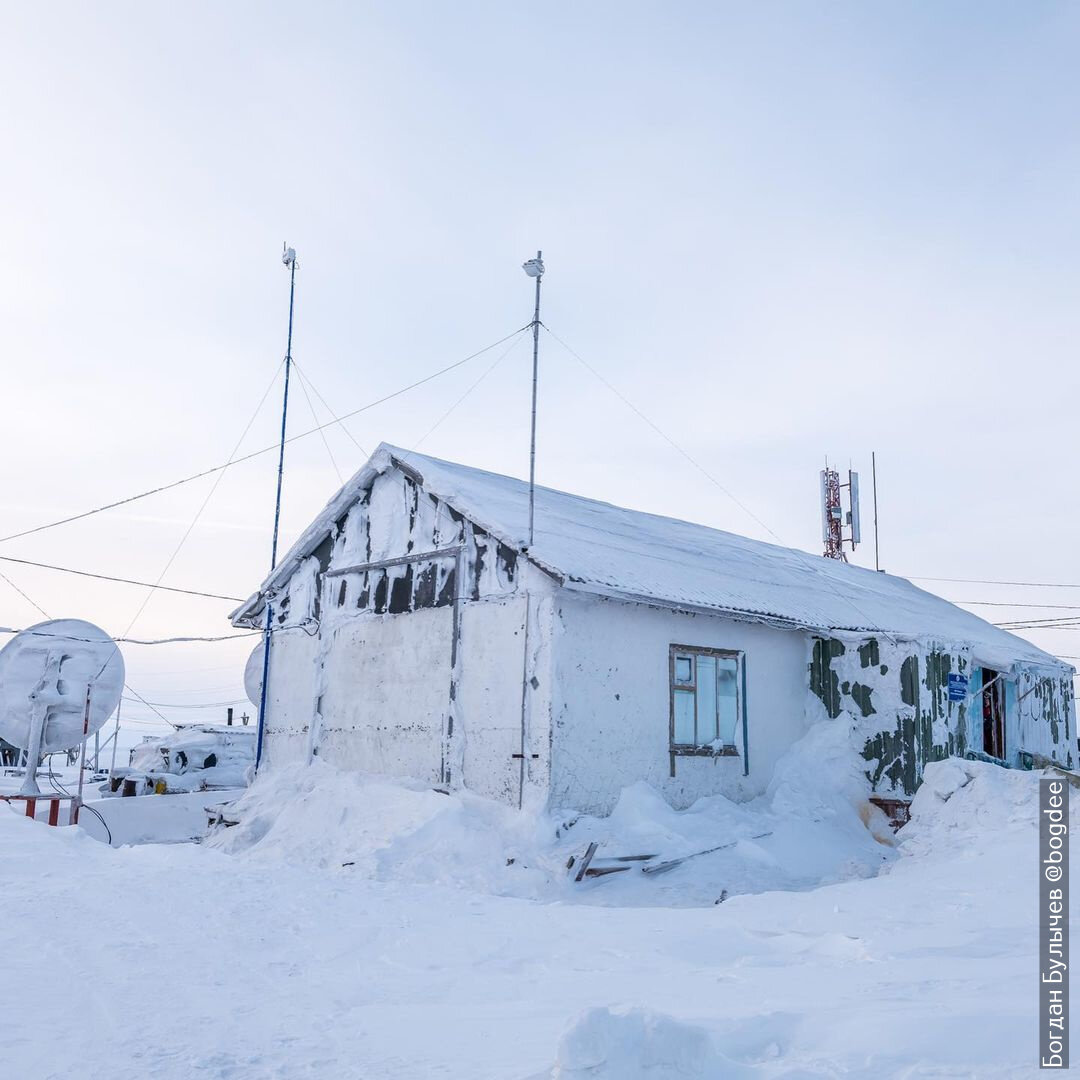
[{"x1": 0, "y1": 752, "x2": 1063, "y2": 1079}]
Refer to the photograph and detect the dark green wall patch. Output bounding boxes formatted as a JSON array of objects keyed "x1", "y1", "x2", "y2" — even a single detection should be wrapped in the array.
[
  {"x1": 810, "y1": 638, "x2": 846, "y2": 719},
  {"x1": 900, "y1": 655, "x2": 920, "y2": 709},
  {"x1": 850, "y1": 682, "x2": 875, "y2": 717},
  {"x1": 858, "y1": 639, "x2": 880, "y2": 669}
]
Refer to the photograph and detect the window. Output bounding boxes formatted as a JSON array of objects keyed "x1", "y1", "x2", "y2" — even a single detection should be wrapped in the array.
[{"x1": 669, "y1": 645, "x2": 743, "y2": 755}]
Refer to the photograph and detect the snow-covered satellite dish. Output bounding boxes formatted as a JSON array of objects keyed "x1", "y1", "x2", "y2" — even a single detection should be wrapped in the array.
[
  {"x1": 244, "y1": 640, "x2": 265, "y2": 707},
  {"x1": 0, "y1": 619, "x2": 124, "y2": 757}
]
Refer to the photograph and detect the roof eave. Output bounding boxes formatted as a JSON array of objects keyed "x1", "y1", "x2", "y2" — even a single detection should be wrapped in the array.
[{"x1": 230, "y1": 445, "x2": 566, "y2": 625}]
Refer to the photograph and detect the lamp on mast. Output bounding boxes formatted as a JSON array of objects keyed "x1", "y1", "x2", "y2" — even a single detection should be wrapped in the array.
[
  {"x1": 255, "y1": 244, "x2": 298, "y2": 769},
  {"x1": 522, "y1": 251, "x2": 544, "y2": 547}
]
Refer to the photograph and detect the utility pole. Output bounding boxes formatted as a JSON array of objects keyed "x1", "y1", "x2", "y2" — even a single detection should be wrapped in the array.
[
  {"x1": 522, "y1": 251, "x2": 544, "y2": 547},
  {"x1": 255, "y1": 244, "x2": 297, "y2": 769},
  {"x1": 108, "y1": 700, "x2": 121, "y2": 784},
  {"x1": 872, "y1": 451, "x2": 881, "y2": 572}
]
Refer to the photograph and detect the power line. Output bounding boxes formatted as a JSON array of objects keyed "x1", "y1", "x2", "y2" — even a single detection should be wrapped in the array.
[
  {"x1": 121, "y1": 695, "x2": 247, "y2": 709},
  {"x1": 0, "y1": 555, "x2": 243, "y2": 601},
  {"x1": 911, "y1": 575, "x2": 1080, "y2": 589},
  {"x1": 0, "y1": 567, "x2": 50, "y2": 619},
  {"x1": 120, "y1": 359, "x2": 285, "y2": 638},
  {"x1": 0, "y1": 327, "x2": 529, "y2": 546},
  {"x1": 293, "y1": 360, "x2": 369, "y2": 457},
  {"x1": 406, "y1": 332, "x2": 528, "y2": 454},
  {"x1": 294, "y1": 363, "x2": 345, "y2": 485},
  {"x1": 113, "y1": 714, "x2": 179, "y2": 727},
  {"x1": 0, "y1": 626, "x2": 260, "y2": 645},
  {"x1": 541, "y1": 322, "x2": 900, "y2": 645},
  {"x1": 994, "y1": 614, "x2": 1080, "y2": 627},
  {"x1": 953, "y1": 600, "x2": 1080, "y2": 611}
]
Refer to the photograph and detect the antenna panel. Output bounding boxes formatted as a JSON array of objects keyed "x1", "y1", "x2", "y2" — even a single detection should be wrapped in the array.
[{"x1": 849, "y1": 470, "x2": 861, "y2": 545}]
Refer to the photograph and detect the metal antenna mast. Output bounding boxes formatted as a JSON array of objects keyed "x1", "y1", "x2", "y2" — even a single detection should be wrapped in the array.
[
  {"x1": 522, "y1": 251, "x2": 544, "y2": 547},
  {"x1": 255, "y1": 244, "x2": 297, "y2": 769},
  {"x1": 872, "y1": 451, "x2": 880, "y2": 572}
]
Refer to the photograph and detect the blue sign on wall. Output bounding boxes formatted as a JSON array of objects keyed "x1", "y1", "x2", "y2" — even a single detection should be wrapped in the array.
[{"x1": 948, "y1": 672, "x2": 969, "y2": 702}]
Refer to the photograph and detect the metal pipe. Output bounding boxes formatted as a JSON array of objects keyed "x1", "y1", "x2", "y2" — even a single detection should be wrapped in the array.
[
  {"x1": 528, "y1": 250, "x2": 542, "y2": 548},
  {"x1": 516, "y1": 591, "x2": 532, "y2": 808},
  {"x1": 443, "y1": 545, "x2": 466, "y2": 787},
  {"x1": 73, "y1": 682, "x2": 93, "y2": 825},
  {"x1": 256, "y1": 247, "x2": 298, "y2": 770},
  {"x1": 740, "y1": 654, "x2": 749, "y2": 777},
  {"x1": 326, "y1": 546, "x2": 463, "y2": 577},
  {"x1": 107, "y1": 700, "x2": 121, "y2": 783}
]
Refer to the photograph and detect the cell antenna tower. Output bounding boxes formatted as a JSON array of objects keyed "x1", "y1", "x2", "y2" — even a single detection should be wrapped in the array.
[{"x1": 820, "y1": 460, "x2": 861, "y2": 561}]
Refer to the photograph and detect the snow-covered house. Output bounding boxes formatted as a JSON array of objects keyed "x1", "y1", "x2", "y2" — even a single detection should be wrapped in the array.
[{"x1": 231, "y1": 444, "x2": 1075, "y2": 814}]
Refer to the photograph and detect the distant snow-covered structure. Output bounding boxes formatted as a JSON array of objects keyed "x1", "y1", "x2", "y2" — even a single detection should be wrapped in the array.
[
  {"x1": 118, "y1": 724, "x2": 254, "y2": 794},
  {"x1": 231, "y1": 444, "x2": 1075, "y2": 813}
]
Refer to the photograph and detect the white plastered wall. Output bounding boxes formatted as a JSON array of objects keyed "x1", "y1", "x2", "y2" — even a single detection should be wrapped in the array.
[
  {"x1": 258, "y1": 625, "x2": 321, "y2": 770},
  {"x1": 547, "y1": 591, "x2": 808, "y2": 814}
]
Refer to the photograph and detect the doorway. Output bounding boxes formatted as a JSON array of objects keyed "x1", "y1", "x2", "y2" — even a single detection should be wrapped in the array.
[{"x1": 981, "y1": 667, "x2": 1005, "y2": 760}]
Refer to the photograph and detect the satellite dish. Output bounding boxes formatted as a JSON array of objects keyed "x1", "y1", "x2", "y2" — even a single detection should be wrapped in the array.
[
  {"x1": 0, "y1": 619, "x2": 124, "y2": 795},
  {"x1": 244, "y1": 640, "x2": 265, "y2": 707}
]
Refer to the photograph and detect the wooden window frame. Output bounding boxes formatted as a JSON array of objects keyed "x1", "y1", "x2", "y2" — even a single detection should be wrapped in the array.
[{"x1": 668, "y1": 644, "x2": 745, "y2": 766}]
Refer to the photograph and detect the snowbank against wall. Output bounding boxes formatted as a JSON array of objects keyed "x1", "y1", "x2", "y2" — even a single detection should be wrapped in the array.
[{"x1": 208, "y1": 718, "x2": 892, "y2": 908}]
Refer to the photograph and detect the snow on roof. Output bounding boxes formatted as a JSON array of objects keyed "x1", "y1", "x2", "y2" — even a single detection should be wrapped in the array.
[{"x1": 234, "y1": 443, "x2": 1066, "y2": 671}]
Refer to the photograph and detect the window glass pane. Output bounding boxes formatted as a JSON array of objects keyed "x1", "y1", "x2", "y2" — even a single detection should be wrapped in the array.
[
  {"x1": 674, "y1": 655, "x2": 693, "y2": 685},
  {"x1": 717, "y1": 657, "x2": 739, "y2": 745},
  {"x1": 696, "y1": 655, "x2": 718, "y2": 745},
  {"x1": 673, "y1": 689, "x2": 695, "y2": 744}
]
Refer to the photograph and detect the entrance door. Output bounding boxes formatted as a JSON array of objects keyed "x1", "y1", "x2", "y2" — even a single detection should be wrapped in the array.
[{"x1": 981, "y1": 667, "x2": 1005, "y2": 759}]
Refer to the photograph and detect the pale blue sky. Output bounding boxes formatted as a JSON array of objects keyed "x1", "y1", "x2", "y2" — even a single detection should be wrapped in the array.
[{"x1": 2, "y1": 3, "x2": 1078, "y2": 729}]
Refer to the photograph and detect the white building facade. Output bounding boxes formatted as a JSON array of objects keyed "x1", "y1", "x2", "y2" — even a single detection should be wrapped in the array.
[{"x1": 232, "y1": 445, "x2": 1075, "y2": 814}]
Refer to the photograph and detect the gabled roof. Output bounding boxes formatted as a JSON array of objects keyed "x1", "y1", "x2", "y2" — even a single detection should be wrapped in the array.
[{"x1": 232, "y1": 443, "x2": 1066, "y2": 671}]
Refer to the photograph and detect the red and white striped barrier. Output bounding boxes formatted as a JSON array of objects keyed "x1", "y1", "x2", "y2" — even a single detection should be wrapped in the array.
[{"x1": 0, "y1": 793, "x2": 79, "y2": 826}]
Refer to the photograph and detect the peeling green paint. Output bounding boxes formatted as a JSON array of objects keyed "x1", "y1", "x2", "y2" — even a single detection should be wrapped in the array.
[
  {"x1": 862, "y1": 714, "x2": 918, "y2": 793},
  {"x1": 815, "y1": 636, "x2": 1072, "y2": 798},
  {"x1": 850, "y1": 682, "x2": 874, "y2": 717},
  {"x1": 900, "y1": 656, "x2": 920, "y2": 709},
  {"x1": 809, "y1": 638, "x2": 845, "y2": 719}
]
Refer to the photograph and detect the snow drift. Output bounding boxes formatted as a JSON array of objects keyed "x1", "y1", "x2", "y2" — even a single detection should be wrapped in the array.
[
  {"x1": 550, "y1": 1007, "x2": 751, "y2": 1079},
  {"x1": 208, "y1": 718, "x2": 894, "y2": 905}
]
